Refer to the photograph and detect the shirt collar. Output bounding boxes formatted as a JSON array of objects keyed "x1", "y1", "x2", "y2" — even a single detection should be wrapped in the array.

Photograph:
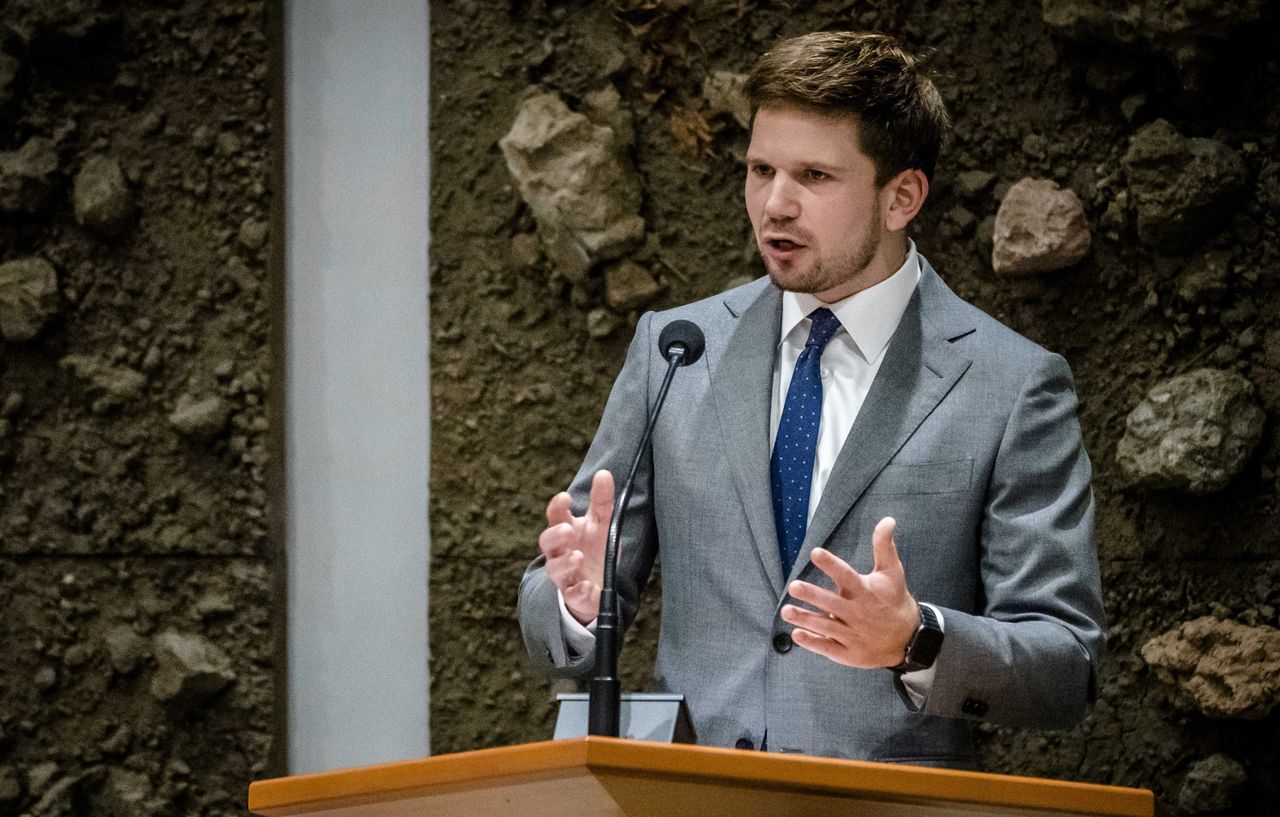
[{"x1": 778, "y1": 240, "x2": 922, "y2": 364}]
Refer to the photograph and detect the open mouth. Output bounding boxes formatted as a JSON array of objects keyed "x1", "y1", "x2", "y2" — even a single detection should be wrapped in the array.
[{"x1": 767, "y1": 238, "x2": 804, "y2": 251}]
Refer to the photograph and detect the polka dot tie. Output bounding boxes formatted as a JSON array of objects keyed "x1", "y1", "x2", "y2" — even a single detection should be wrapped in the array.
[{"x1": 771, "y1": 307, "x2": 842, "y2": 577}]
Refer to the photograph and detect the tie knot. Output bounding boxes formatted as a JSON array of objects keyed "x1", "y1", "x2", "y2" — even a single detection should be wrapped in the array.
[{"x1": 804, "y1": 308, "x2": 842, "y2": 352}]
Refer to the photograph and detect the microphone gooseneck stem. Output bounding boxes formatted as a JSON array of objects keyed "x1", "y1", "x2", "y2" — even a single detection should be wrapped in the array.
[{"x1": 588, "y1": 345, "x2": 687, "y2": 737}]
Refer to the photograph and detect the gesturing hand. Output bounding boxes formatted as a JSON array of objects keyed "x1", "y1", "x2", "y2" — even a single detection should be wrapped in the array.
[
  {"x1": 780, "y1": 517, "x2": 921, "y2": 669},
  {"x1": 538, "y1": 470, "x2": 615, "y2": 626}
]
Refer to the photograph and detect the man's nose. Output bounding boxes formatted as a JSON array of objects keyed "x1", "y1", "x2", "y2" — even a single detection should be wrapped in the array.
[{"x1": 763, "y1": 176, "x2": 800, "y2": 221}]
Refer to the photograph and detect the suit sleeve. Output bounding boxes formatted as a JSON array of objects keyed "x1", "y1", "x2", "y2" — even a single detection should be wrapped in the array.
[
  {"x1": 516, "y1": 311, "x2": 661, "y2": 678},
  {"x1": 900, "y1": 351, "x2": 1106, "y2": 729}
]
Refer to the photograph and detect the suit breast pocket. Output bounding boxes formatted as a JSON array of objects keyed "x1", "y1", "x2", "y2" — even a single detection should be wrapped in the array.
[{"x1": 865, "y1": 457, "x2": 973, "y2": 496}]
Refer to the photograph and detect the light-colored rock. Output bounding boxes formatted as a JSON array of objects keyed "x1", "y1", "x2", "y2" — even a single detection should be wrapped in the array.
[
  {"x1": 604, "y1": 261, "x2": 662, "y2": 312},
  {"x1": 238, "y1": 216, "x2": 269, "y2": 250},
  {"x1": 1123, "y1": 119, "x2": 1248, "y2": 251},
  {"x1": 1141, "y1": 617, "x2": 1280, "y2": 719},
  {"x1": 150, "y1": 629, "x2": 236, "y2": 708},
  {"x1": 72, "y1": 155, "x2": 132, "y2": 237},
  {"x1": 582, "y1": 85, "x2": 635, "y2": 149},
  {"x1": 586, "y1": 307, "x2": 620, "y2": 339},
  {"x1": 0, "y1": 257, "x2": 59, "y2": 341},
  {"x1": 59, "y1": 355, "x2": 147, "y2": 402},
  {"x1": 1177, "y1": 753, "x2": 1248, "y2": 815},
  {"x1": 992, "y1": 178, "x2": 1091, "y2": 274},
  {"x1": 703, "y1": 70, "x2": 751, "y2": 129},
  {"x1": 0, "y1": 136, "x2": 58, "y2": 213},
  {"x1": 103, "y1": 624, "x2": 148, "y2": 674},
  {"x1": 499, "y1": 92, "x2": 645, "y2": 282},
  {"x1": 169, "y1": 393, "x2": 231, "y2": 438},
  {"x1": 1116, "y1": 368, "x2": 1264, "y2": 493},
  {"x1": 954, "y1": 169, "x2": 996, "y2": 198}
]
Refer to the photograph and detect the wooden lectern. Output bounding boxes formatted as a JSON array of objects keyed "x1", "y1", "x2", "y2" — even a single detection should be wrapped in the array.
[{"x1": 248, "y1": 737, "x2": 1159, "y2": 817}]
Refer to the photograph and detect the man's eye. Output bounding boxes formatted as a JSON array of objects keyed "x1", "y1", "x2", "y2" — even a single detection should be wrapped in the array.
[
  {"x1": 806, "y1": 169, "x2": 829, "y2": 181},
  {"x1": 751, "y1": 165, "x2": 773, "y2": 177}
]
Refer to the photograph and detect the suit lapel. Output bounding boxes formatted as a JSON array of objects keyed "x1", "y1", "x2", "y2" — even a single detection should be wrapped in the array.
[
  {"x1": 709, "y1": 281, "x2": 787, "y2": 596},
  {"x1": 782, "y1": 264, "x2": 975, "y2": 589}
]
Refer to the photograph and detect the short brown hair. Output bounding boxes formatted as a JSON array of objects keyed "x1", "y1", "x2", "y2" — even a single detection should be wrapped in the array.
[{"x1": 745, "y1": 31, "x2": 950, "y2": 185}]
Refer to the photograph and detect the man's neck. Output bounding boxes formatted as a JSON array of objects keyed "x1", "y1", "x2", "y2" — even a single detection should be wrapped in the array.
[{"x1": 812, "y1": 235, "x2": 909, "y2": 304}]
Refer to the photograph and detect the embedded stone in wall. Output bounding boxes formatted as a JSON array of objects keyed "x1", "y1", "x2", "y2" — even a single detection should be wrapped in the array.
[
  {"x1": 1178, "y1": 753, "x2": 1248, "y2": 815},
  {"x1": 72, "y1": 155, "x2": 133, "y2": 238},
  {"x1": 4, "y1": 0, "x2": 116, "y2": 46},
  {"x1": 498, "y1": 91, "x2": 645, "y2": 283},
  {"x1": 103, "y1": 624, "x2": 148, "y2": 675},
  {"x1": 604, "y1": 260, "x2": 661, "y2": 312},
  {"x1": 0, "y1": 257, "x2": 59, "y2": 341},
  {"x1": 582, "y1": 85, "x2": 635, "y2": 150},
  {"x1": 586, "y1": 307, "x2": 620, "y2": 339},
  {"x1": 703, "y1": 70, "x2": 751, "y2": 129},
  {"x1": 0, "y1": 136, "x2": 59, "y2": 214},
  {"x1": 58, "y1": 354, "x2": 148, "y2": 410},
  {"x1": 169, "y1": 394, "x2": 230, "y2": 439},
  {"x1": 1116, "y1": 368, "x2": 1264, "y2": 493},
  {"x1": 1140, "y1": 616, "x2": 1280, "y2": 719},
  {"x1": 991, "y1": 178, "x2": 1091, "y2": 274},
  {"x1": 1042, "y1": 0, "x2": 1266, "y2": 88},
  {"x1": 1122, "y1": 119, "x2": 1248, "y2": 251},
  {"x1": 149, "y1": 630, "x2": 236, "y2": 709},
  {"x1": 1176, "y1": 250, "x2": 1232, "y2": 303},
  {"x1": 955, "y1": 170, "x2": 997, "y2": 199}
]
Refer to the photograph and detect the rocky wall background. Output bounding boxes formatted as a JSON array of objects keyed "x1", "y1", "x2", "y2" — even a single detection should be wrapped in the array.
[
  {"x1": 0, "y1": 2, "x2": 278, "y2": 815},
  {"x1": 430, "y1": 1, "x2": 1280, "y2": 813}
]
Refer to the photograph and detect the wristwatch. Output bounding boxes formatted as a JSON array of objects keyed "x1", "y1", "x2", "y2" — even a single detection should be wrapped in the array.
[{"x1": 890, "y1": 602, "x2": 944, "y2": 673}]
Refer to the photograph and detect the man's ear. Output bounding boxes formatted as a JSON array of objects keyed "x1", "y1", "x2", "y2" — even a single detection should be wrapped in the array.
[{"x1": 882, "y1": 168, "x2": 929, "y2": 232}]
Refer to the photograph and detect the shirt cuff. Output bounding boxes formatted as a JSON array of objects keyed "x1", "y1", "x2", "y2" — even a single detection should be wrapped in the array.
[
  {"x1": 898, "y1": 603, "x2": 945, "y2": 706},
  {"x1": 557, "y1": 589, "x2": 598, "y2": 656}
]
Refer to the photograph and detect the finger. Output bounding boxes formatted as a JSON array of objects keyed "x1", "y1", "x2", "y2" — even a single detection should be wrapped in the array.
[
  {"x1": 538, "y1": 522, "x2": 575, "y2": 558},
  {"x1": 787, "y1": 580, "x2": 853, "y2": 618},
  {"x1": 781, "y1": 604, "x2": 853, "y2": 646},
  {"x1": 871, "y1": 516, "x2": 901, "y2": 575},
  {"x1": 586, "y1": 470, "x2": 616, "y2": 526},
  {"x1": 809, "y1": 547, "x2": 864, "y2": 594},
  {"x1": 544, "y1": 555, "x2": 577, "y2": 589},
  {"x1": 546, "y1": 492, "x2": 574, "y2": 526},
  {"x1": 790, "y1": 628, "x2": 843, "y2": 661}
]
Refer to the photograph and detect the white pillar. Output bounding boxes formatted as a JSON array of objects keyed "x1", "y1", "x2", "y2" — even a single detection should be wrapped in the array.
[{"x1": 283, "y1": 0, "x2": 430, "y2": 773}]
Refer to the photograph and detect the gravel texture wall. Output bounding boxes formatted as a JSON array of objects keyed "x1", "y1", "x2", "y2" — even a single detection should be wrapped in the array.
[
  {"x1": 0, "y1": 2, "x2": 279, "y2": 815},
  {"x1": 430, "y1": 1, "x2": 1280, "y2": 813}
]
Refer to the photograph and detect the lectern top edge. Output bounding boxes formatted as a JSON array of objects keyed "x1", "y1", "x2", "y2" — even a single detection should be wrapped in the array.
[{"x1": 248, "y1": 738, "x2": 1157, "y2": 817}]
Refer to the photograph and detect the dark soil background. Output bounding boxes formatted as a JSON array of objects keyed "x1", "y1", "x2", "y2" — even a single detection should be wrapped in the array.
[
  {"x1": 0, "y1": 1, "x2": 277, "y2": 815},
  {"x1": 429, "y1": 1, "x2": 1280, "y2": 814}
]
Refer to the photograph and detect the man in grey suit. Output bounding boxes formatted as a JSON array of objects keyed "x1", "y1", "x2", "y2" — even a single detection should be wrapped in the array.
[{"x1": 518, "y1": 31, "x2": 1104, "y2": 769}]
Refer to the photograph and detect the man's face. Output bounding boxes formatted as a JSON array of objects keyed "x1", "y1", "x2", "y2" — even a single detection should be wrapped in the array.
[{"x1": 745, "y1": 104, "x2": 895, "y2": 302}]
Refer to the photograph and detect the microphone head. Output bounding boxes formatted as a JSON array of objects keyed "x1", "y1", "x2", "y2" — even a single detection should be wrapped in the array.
[{"x1": 658, "y1": 320, "x2": 706, "y2": 366}]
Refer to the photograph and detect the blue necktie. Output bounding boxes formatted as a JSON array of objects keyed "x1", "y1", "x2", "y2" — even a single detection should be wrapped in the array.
[{"x1": 771, "y1": 307, "x2": 842, "y2": 577}]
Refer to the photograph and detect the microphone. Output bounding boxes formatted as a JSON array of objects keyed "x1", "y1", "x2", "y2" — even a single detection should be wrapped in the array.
[
  {"x1": 588, "y1": 319, "x2": 706, "y2": 738},
  {"x1": 658, "y1": 320, "x2": 705, "y2": 366}
]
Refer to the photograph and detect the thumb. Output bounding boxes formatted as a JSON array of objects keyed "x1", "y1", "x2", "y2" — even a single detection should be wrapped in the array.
[
  {"x1": 587, "y1": 469, "x2": 616, "y2": 526},
  {"x1": 871, "y1": 516, "x2": 901, "y2": 574}
]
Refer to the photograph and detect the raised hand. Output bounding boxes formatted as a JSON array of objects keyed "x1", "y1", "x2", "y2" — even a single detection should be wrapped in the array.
[
  {"x1": 780, "y1": 516, "x2": 921, "y2": 669},
  {"x1": 538, "y1": 470, "x2": 615, "y2": 625}
]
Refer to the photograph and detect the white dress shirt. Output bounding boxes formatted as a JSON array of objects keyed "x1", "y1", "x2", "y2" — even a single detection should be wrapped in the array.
[{"x1": 558, "y1": 241, "x2": 941, "y2": 703}]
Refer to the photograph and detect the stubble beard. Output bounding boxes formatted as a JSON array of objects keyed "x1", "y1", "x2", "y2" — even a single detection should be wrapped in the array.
[{"x1": 764, "y1": 220, "x2": 882, "y2": 297}]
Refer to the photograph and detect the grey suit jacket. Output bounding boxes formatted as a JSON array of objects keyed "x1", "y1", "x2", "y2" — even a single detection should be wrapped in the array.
[{"x1": 518, "y1": 256, "x2": 1105, "y2": 768}]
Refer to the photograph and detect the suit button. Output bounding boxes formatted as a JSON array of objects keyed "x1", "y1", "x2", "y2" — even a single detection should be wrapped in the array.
[
  {"x1": 961, "y1": 697, "x2": 989, "y2": 717},
  {"x1": 772, "y1": 632, "x2": 792, "y2": 653},
  {"x1": 735, "y1": 738, "x2": 754, "y2": 750}
]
